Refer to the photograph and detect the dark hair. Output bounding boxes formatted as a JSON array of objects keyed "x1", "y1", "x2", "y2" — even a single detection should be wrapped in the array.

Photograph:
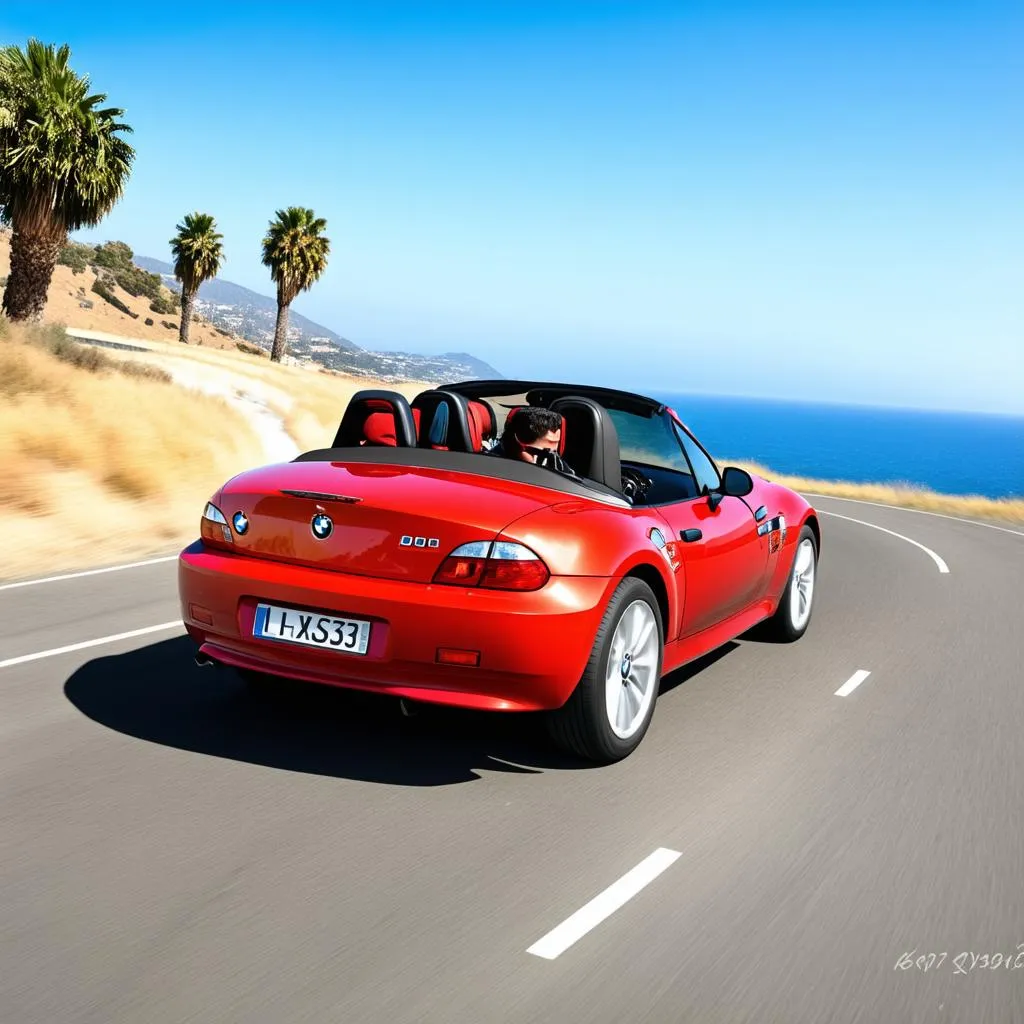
[{"x1": 501, "y1": 407, "x2": 562, "y2": 454}]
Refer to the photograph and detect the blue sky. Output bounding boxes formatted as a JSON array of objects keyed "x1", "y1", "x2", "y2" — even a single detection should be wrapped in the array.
[{"x1": 3, "y1": 1, "x2": 1022, "y2": 413}]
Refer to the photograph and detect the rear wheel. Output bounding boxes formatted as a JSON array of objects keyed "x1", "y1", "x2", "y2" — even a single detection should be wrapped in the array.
[{"x1": 546, "y1": 577, "x2": 664, "y2": 763}]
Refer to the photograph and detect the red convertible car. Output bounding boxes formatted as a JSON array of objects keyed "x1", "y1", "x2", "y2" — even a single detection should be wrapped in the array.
[{"x1": 179, "y1": 381, "x2": 820, "y2": 762}]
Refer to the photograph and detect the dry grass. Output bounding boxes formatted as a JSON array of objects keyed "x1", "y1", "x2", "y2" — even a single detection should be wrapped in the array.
[
  {"x1": 730, "y1": 460, "x2": 1024, "y2": 525},
  {"x1": 283, "y1": 372, "x2": 426, "y2": 451},
  {"x1": 87, "y1": 331, "x2": 431, "y2": 451},
  {"x1": 0, "y1": 320, "x2": 266, "y2": 579}
]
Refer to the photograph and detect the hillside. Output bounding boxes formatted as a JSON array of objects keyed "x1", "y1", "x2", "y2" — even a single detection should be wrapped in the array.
[
  {"x1": 134, "y1": 254, "x2": 360, "y2": 354},
  {"x1": 133, "y1": 253, "x2": 505, "y2": 383},
  {"x1": 0, "y1": 231, "x2": 504, "y2": 383}
]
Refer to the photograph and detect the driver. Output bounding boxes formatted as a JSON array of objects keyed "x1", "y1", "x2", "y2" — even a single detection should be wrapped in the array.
[{"x1": 490, "y1": 407, "x2": 577, "y2": 476}]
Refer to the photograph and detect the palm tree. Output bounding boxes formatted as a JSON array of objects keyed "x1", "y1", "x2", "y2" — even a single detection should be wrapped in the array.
[
  {"x1": 0, "y1": 40, "x2": 134, "y2": 321},
  {"x1": 169, "y1": 212, "x2": 223, "y2": 344},
  {"x1": 261, "y1": 207, "x2": 330, "y2": 362}
]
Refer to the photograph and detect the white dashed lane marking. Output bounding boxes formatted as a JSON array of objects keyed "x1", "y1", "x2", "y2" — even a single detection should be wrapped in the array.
[
  {"x1": 527, "y1": 847, "x2": 682, "y2": 960},
  {"x1": 835, "y1": 669, "x2": 872, "y2": 697}
]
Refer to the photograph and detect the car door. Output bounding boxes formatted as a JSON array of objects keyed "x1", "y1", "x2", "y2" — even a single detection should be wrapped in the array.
[{"x1": 657, "y1": 419, "x2": 769, "y2": 638}]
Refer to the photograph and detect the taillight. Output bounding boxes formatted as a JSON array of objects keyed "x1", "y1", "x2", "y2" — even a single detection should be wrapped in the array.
[
  {"x1": 432, "y1": 541, "x2": 490, "y2": 586},
  {"x1": 200, "y1": 502, "x2": 233, "y2": 548},
  {"x1": 432, "y1": 540, "x2": 549, "y2": 591}
]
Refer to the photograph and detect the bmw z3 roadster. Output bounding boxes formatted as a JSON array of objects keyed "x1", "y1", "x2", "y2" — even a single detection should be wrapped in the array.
[{"x1": 179, "y1": 380, "x2": 820, "y2": 763}]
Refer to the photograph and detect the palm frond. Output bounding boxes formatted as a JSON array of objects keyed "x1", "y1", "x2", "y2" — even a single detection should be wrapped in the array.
[
  {"x1": 260, "y1": 206, "x2": 331, "y2": 306},
  {"x1": 169, "y1": 210, "x2": 225, "y2": 294},
  {"x1": 0, "y1": 38, "x2": 135, "y2": 233}
]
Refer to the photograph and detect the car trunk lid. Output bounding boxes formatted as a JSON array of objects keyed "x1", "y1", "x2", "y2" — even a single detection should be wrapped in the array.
[{"x1": 216, "y1": 459, "x2": 557, "y2": 583}]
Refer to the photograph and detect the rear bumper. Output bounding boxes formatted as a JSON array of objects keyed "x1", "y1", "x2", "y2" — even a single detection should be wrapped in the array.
[{"x1": 178, "y1": 541, "x2": 611, "y2": 710}]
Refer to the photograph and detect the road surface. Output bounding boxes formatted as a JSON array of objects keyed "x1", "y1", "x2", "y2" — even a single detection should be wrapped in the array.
[{"x1": 2, "y1": 496, "x2": 1022, "y2": 1023}]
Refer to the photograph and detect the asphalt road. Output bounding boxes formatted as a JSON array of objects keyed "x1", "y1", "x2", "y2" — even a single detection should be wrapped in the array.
[{"x1": 2, "y1": 495, "x2": 1023, "y2": 1024}]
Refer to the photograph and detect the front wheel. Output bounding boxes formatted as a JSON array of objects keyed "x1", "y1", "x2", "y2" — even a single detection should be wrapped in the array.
[
  {"x1": 764, "y1": 525, "x2": 818, "y2": 641},
  {"x1": 546, "y1": 577, "x2": 664, "y2": 763}
]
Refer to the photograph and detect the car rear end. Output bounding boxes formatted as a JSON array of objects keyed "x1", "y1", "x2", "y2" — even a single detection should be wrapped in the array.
[{"x1": 179, "y1": 459, "x2": 610, "y2": 710}]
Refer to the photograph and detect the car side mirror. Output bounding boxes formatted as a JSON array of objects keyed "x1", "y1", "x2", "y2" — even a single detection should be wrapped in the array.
[
  {"x1": 721, "y1": 467, "x2": 754, "y2": 497},
  {"x1": 707, "y1": 466, "x2": 754, "y2": 509}
]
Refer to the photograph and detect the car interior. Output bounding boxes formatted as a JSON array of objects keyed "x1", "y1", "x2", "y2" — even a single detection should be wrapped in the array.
[{"x1": 326, "y1": 386, "x2": 706, "y2": 505}]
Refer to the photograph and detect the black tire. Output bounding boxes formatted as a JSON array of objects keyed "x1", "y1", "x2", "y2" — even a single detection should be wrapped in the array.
[
  {"x1": 762, "y1": 524, "x2": 818, "y2": 642},
  {"x1": 546, "y1": 577, "x2": 664, "y2": 764}
]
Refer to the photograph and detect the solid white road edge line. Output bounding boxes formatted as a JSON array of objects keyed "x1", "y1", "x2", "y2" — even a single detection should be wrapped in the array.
[
  {"x1": 836, "y1": 669, "x2": 871, "y2": 697},
  {"x1": 807, "y1": 493, "x2": 1024, "y2": 538},
  {"x1": 526, "y1": 847, "x2": 682, "y2": 960},
  {"x1": 0, "y1": 622, "x2": 183, "y2": 670},
  {"x1": 0, "y1": 555, "x2": 179, "y2": 592},
  {"x1": 819, "y1": 510, "x2": 950, "y2": 574}
]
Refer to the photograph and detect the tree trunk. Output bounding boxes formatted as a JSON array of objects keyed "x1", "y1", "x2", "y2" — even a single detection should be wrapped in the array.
[
  {"x1": 179, "y1": 289, "x2": 196, "y2": 344},
  {"x1": 270, "y1": 302, "x2": 290, "y2": 362},
  {"x1": 1, "y1": 225, "x2": 64, "y2": 322}
]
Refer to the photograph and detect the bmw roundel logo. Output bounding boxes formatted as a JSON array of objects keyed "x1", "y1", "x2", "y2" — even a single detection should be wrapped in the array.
[
  {"x1": 311, "y1": 512, "x2": 333, "y2": 540},
  {"x1": 232, "y1": 511, "x2": 249, "y2": 535}
]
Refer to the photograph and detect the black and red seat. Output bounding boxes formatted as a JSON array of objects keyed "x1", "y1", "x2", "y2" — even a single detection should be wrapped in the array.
[
  {"x1": 410, "y1": 389, "x2": 484, "y2": 452},
  {"x1": 331, "y1": 390, "x2": 417, "y2": 448},
  {"x1": 467, "y1": 400, "x2": 497, "y2": 449}
]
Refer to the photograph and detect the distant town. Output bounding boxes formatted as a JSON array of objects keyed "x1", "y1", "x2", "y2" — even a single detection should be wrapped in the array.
[{"x1": 134, "y1": 255, "x2": 502, "y2": 384}]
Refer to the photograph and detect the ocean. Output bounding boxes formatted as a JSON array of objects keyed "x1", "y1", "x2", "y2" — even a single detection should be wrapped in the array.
[{"x1": 652, "y1": 392, "x2": 1024, "y2": 500}]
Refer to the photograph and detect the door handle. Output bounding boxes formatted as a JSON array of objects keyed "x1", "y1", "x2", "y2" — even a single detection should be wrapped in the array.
[{"x1": 680, "y1": 528, "x2": 703, "y2": 543}]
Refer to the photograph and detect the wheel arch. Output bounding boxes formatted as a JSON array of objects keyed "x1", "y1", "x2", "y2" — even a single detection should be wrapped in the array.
[
  {"x1": 802, "y1": 512, "x2": 821, "y2": 556},
  {"x1": 622, "y1": 561, "x2": 670, "y2": 636}
]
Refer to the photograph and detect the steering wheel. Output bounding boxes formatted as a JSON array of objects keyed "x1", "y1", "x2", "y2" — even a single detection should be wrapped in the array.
[{"x1": 620, "y1": 466, "x2": 652, "y2": 504}]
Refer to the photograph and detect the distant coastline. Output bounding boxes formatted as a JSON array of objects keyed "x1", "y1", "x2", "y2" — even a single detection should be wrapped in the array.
[{"x1": 656, "y1": 391, "x2": 1024, "y2": 501}]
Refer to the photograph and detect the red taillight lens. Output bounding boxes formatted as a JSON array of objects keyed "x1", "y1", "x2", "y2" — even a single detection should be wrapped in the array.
[
  {"x1": 432, "y1": 541, "x2": 549, "y2": 591},
  {"x1": 433, "y1": 556, "x2": 486, "y2": 586},
  {"x1": 480, "y1": 559, "x2": 549, "y2": 591}
]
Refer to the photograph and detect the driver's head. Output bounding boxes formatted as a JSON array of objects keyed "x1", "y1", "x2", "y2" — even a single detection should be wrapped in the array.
[{"x1": 502, "y1": 407, "x2": 563, "y2": 463}]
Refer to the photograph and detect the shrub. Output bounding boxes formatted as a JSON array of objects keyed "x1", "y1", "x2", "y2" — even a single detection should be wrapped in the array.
[
  {"x1": 144, "y1": 317, "x2": 154, "y2": 326},
  {"x1": 236, "y1": 341, "x2": 266, "y2": 357},
  {"x1": 112, "y1": 264, "x2": 162, "y2": 300},
  {"x1": 149, "y1": 291, "x2": 177, "y2": 315},
  {"x1": 91, "y1": 276, "x2": 134, "y2": 316},
  {"x1": 91, "y1": 241, "x2": 134, "y2": 271},
  {"x1": 57, "y1": 242, "x2": 94, "y2": 274}
]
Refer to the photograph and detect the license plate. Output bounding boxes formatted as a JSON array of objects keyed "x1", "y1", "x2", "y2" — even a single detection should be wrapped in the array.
[{"x1": 253, "y1": 603, "x2": 371, "y2": 655}]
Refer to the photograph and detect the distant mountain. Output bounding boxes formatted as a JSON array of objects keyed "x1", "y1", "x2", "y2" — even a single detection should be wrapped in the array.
[
  {"x1": 135, "y1": 255, "x2": 503, "y2": 384},
  {"x1": 134, "y1": 255, "x2": 358, "y2": 353}
]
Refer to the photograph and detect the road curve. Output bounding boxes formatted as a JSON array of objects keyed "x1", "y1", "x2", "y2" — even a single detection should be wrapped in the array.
[{"x1": 2, "y1": 496, "x2": 1022, "y2": 1024}]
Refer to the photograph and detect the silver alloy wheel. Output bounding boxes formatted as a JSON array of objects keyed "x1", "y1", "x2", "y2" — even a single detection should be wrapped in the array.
[
  {"x1": 604, "y1": 600, "x2": 660, "y2": 740},
  {"x1": 789, "y1": 537, "x2": 816, "y2": 631}
]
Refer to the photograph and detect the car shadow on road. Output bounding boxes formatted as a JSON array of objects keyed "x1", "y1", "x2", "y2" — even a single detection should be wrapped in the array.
[
  {"x1": 63, "y1": 635, "x2": 740, "y2": 787},
  {"x1": 64, "y1": 636, "x2": 589, "y2": 786}
]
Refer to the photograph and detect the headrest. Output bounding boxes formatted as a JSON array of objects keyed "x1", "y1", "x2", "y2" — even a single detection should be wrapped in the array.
[
  {"x1": 548, "y1": 396, "x2": 620, "y2": 489},
  {"x1": 332, "y1": 390, "x2": 417, "y2": 447},
  {"x1": 410, "y1": 389, "x2": 478, "y2": 452},
  {"x1": 468, "y1": 400, "x2": 497, "y2": 441},
  {"x1": 362, "y1": 411, "x2": 397, "y2": 446}
]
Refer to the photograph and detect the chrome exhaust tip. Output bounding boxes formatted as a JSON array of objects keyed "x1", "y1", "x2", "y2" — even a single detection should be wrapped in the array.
[
  {"x1": 194, "y1": 651, "x2": 216, "y2": 668},
  {"x1": 399, "y1": 698, "x2": 418, "y2": 718}
]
